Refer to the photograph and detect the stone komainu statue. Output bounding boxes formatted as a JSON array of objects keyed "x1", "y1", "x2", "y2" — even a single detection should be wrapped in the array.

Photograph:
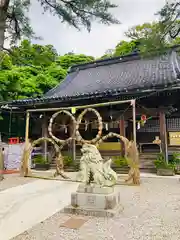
[{"x1": 77, "y1": 143, "x2": 117, "y2": 187}]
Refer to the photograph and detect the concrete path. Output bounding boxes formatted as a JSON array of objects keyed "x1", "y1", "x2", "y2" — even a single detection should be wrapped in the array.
[{"x1": 0, "y1": 179, "x2": 78, "y2": 240}]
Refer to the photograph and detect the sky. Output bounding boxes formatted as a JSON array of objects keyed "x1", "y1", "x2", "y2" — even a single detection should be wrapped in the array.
[{"x1": 30, "y1": 0, "x2": 167, "y2": 57}]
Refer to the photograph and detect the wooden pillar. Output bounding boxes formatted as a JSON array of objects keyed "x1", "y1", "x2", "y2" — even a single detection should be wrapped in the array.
[
  {"x1": 69, "y1": 120, "x2": 76, "y2": 162},
  {"x1": 132, "y1": 100, "x2": 137, "y2": 146},
  {"x1": 119, "y1": 116, "x2": 125, "y2": 137},
  {"x1": 42, "y1": 114, "x2": 48, "y2": 161},
  {"x1": 25, "y1": 112, "x2": 30, "y2": 144},
  {"x1": 119, "y1": 116, "x2": 125, "y2": 156},
  {"x1": 72, "y1": 138, "x2": 76, "y2": 162},
  {"x1": 159, "y1": 111, "x2": 168, "y2": 163},
  {"x1": 21, "y1": 111, "x2": 30, "y2": 177}
]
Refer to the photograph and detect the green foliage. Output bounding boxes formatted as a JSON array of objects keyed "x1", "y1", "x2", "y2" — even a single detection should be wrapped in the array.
[
  {"x1": 0, "y1": 53, "x2": 12, "y2": 70},
  {"x1": 109, "y1": 20, "x2": 180, "y2": 58},
  {"x1": 0, "y1": 67, "x2": 21, "y2": 100},
  {"x1": 154, "y1": 153, "x2": 175, "y2": 170},
  {"x1": 172, "y1": 152, "x2": 180, "y2": 165},
  {"x1": 33, "y1": 155, "x2": 48, "y2": 164},
  {"x1": 102, "y1": 22, "x2": 171, "y2": 58},
  {"x1": 37, "y1": 0, "x2": 119, "y2": 31},
  {"x1": 157, "y1": 1, "x2": 180, "y2": 39},
  {"x1": 63, "y1": 155, "x2": 73, "y2": 166},
  {"x1": 10, "y1": 40, "x2": 58, "y2": 67},
  {"x1": 114, "y1": 40, "x2": 138, "y2": 57},
  {"x1": 0, "y1": 40, "x2": 95, "y2": 101},
  {"x1": 112, "y1": 156, "x2": 128, "y2": 167},
  {"x1": 125, "y1": 22, "x2": 167, "y2": 56},
  {"x1": 5, "y1": 0, "x2": 35, "y2": 46},
  {"x1": 171, "y1": 36, "x2": 180, "y2": 46},
  {"x1": 57, "y1": 54, "x2": 94, "y2": 70}
]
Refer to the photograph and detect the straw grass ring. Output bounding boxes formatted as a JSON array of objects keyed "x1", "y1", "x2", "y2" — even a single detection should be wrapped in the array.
[
  {"x1": 76, "y1": 108, "x2": 103, "y2": 144},
  {"x1": 48, "y1": 110, "x2": 76, "y2": 144}
]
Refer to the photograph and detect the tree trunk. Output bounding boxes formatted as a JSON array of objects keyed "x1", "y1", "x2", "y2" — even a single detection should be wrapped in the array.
[{"x1": 0, "y1": 0, "x2": 10, "y2": 49}]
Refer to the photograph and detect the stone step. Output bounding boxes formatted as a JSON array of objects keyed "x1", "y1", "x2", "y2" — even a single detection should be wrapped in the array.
[
  {"x1": 140, "y1": 168, "x2": 156, "y2": 173},
  {"x1": 140, "y1": 155, "x2": 157, "y2": 159},
  {"x1": 140, "y1": 162, "x2": 155, "y2": 166},
  {"x1": 140, "y1": 159, "x2": 157, "y2": 162}
]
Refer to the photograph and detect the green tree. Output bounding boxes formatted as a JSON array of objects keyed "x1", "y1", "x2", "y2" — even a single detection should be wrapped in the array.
[
  {"x1": 99, "y1": 49, "x2": 114, "y2": 59},
  {"x1": 104, "y1": 21, "x2": 180, "y2": 58},
  {"x1": 157, "y1": 1, "x2": 180, "y2": 39},
  {"x1": 0, "y1": 40, "x2": 96, "y2": 101},
  {"x1": 10, "y1": 40, "x2": 58, "y2": 67},
  {"x1": 171, "y1": 36, "x2": 180, "y2": 45},
  {"x1": 0, "y1": 62, "x2": 67, "y2": 100},
  {"x1": 57, "y1": 54, "x2": 94, "y2": 70},
  {"x1": 113, "y1": 40, "x2": 138, "y2": 57},
  {"x1": 0, "y1": 0, "x2": 119, "y2": 50},
  {"x1": 125, "y1": 22, "x2": 167, "y2": 55}
]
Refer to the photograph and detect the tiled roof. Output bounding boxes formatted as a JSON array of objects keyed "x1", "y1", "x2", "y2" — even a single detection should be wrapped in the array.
[
  {"x1": 10, "y1": 50, "x2": 180, "y2": 106},
  {"x1": 45, "y1": 51, "x2": 180, "y2": 98}
]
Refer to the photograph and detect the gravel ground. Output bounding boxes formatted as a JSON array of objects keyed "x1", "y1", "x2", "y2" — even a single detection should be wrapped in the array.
[
  {"x1": 0, "y1": 174, "x2": 35, "y2": 192},
  {"x1": 12, "y1": 177, "x2": 180, "y2": 240}
]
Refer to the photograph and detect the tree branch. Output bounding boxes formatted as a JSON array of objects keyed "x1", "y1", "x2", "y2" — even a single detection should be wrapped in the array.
[{"x1": 0, "y1": 0, "x2": 10, "y2": 11}]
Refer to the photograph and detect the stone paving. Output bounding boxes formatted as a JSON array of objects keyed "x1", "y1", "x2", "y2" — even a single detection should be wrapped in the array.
[
  {"x1": 0, "y1": 174, "x2": 35, "y2": 192},
  {"x1": 0, "y1": 179, "x2": 79, "y2": 240},
  {"x1": 13, "y1": 177, "x2": 180, "y2": 240}
]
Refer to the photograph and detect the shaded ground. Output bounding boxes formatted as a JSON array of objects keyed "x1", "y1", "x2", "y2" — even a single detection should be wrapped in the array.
[
  {"x1": 0, "y1": 174, "x2": 35, "y2": 192},
  {"x1": 13, "y1": 177, "x2": 180, "y2": 240}
]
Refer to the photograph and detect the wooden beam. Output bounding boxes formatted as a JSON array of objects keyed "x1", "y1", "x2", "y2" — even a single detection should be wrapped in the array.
[{"x1": 27, "y1": 99, "x2": 133, "y2": 113}]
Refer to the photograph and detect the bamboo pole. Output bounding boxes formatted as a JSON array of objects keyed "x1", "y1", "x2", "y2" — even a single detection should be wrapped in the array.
[{"x1": 27, "y1": 99, "x2": 134, "y2": 113}]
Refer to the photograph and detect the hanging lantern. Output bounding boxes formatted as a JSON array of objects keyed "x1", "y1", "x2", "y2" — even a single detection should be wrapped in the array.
[
  {"x1": 141, "y1": 115, "x2": 147, "y2": 122},
  {"x1": 71, "y1": 107, "x2": 76, "y2": 114},
  {"x1": 140, "y1": 114, "x2": 147, "y2": 126}
]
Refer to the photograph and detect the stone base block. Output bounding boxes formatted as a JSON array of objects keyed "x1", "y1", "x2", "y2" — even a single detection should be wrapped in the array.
[
  {"x1": 77, "y1": 184, "x2": 114, "y2": 194},
  {"x1": 63, "y1": 203, "x2": 123, "y2": 217},
  {"x1": 63, "y1": 187, "x2": 122, "y2": 217},
  {"x1": 71, "y1": 191, "x2": 120, "y2": 210}
]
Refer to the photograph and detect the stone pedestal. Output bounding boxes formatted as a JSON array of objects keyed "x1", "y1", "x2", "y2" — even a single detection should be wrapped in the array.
[{"x1": 63, "y1": 184, "x2": 123, "y2": 217}]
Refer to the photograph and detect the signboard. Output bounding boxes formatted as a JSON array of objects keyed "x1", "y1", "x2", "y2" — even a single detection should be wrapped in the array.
[
  {"x1": 98, "y1": 142, "x2": 121, "y2": 151},
  {"x1": 4, "y1": 143, "x2": 25, "y2": 169},
  {"x1": 169, "y1": 132, "x2": 180, "y2": 146}
]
